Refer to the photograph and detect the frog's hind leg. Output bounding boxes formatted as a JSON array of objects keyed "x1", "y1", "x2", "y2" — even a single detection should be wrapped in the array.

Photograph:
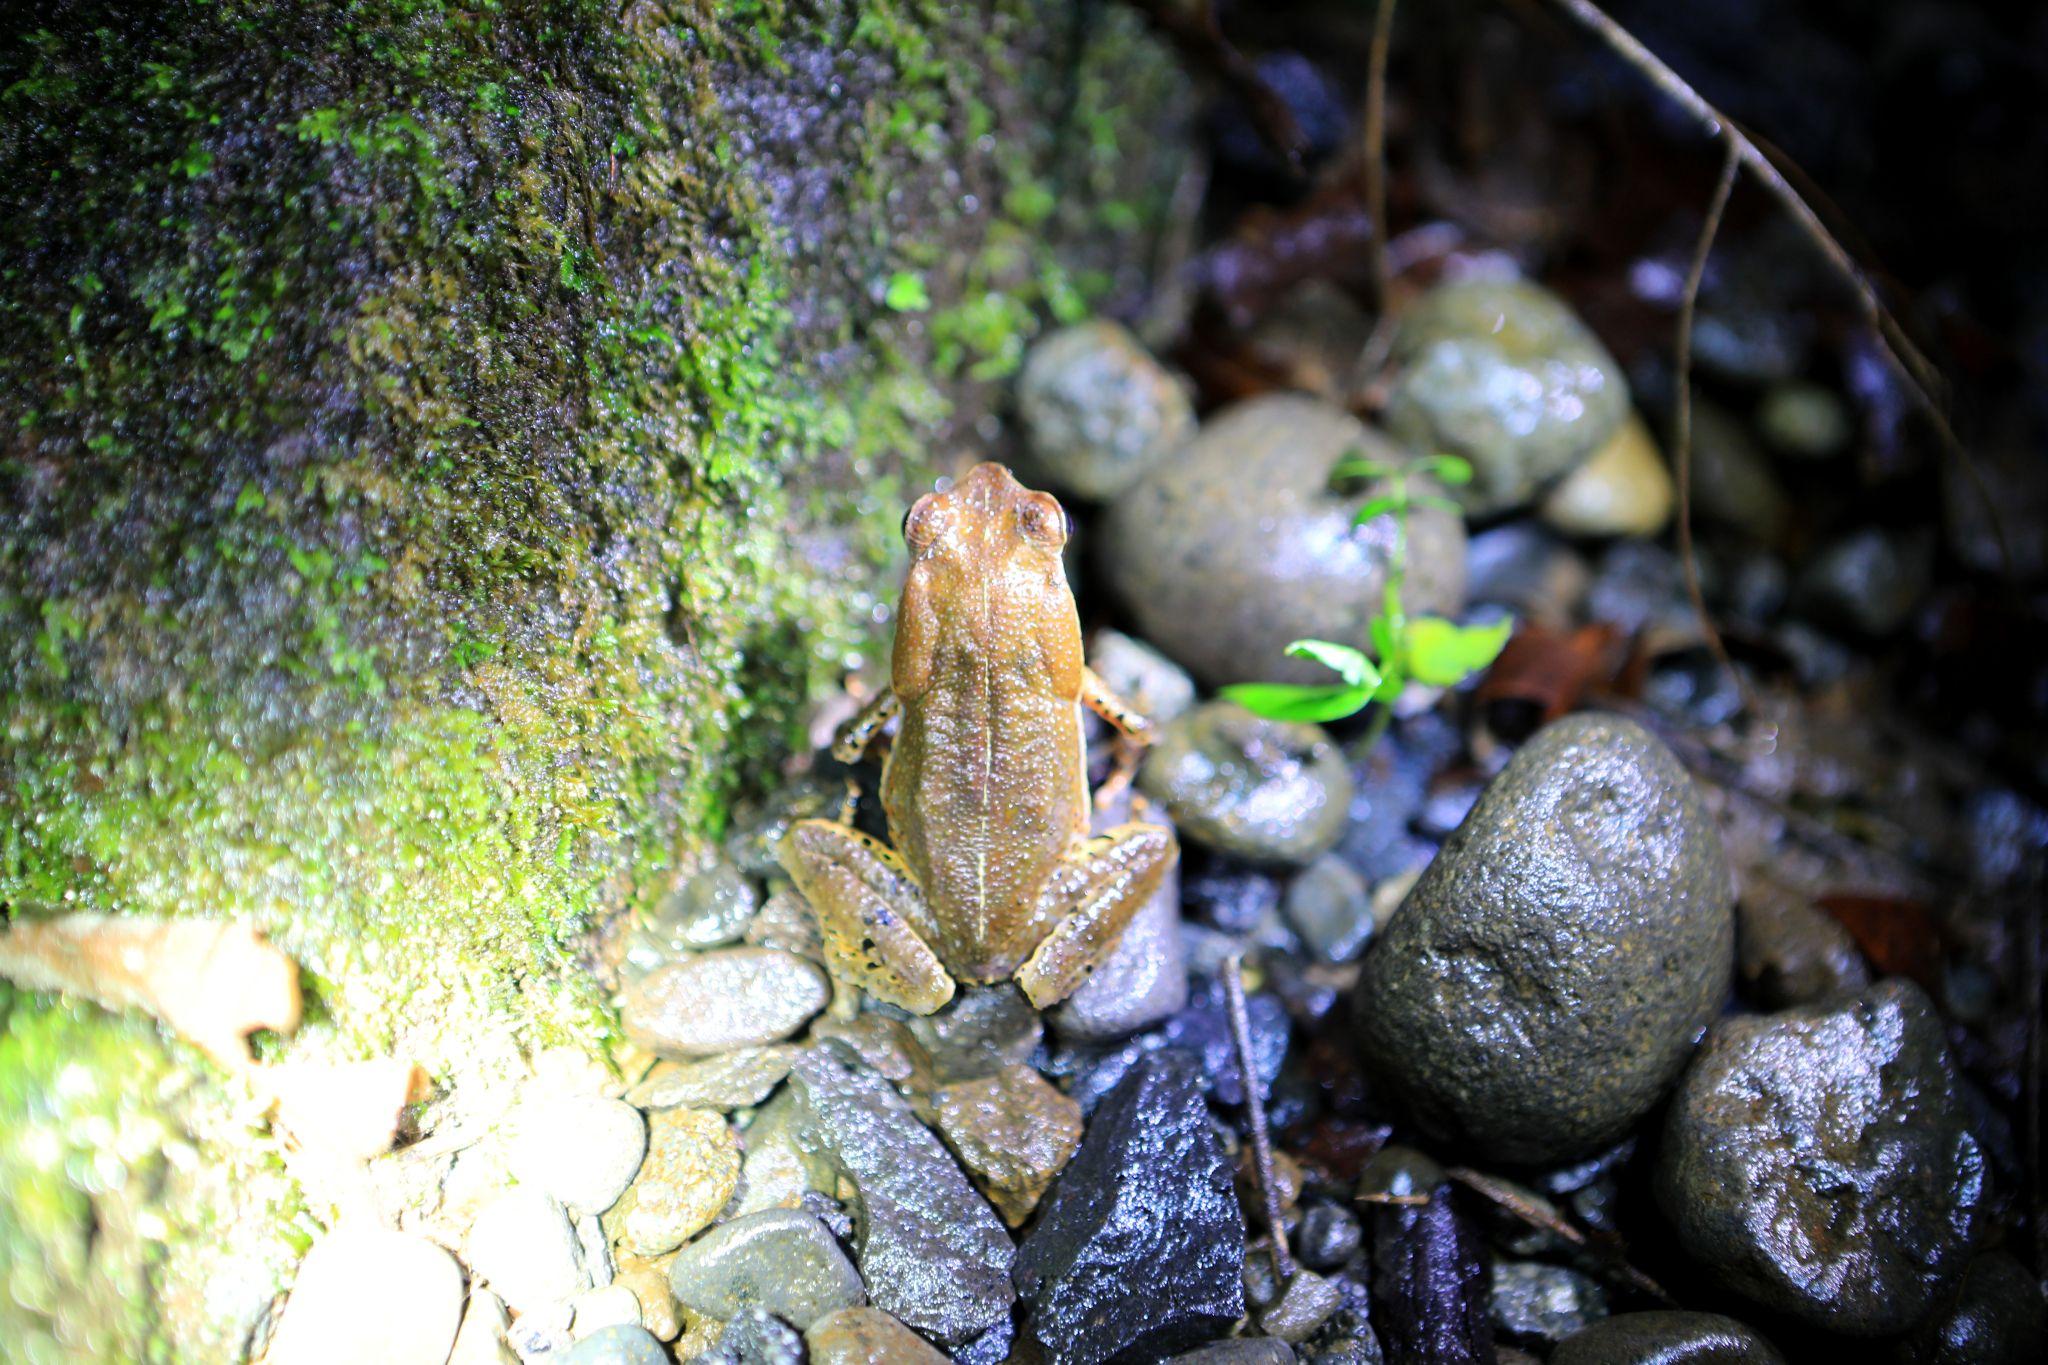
[
  {"x1": 777, "y1": 819, "x2": 956, "y2": 1015},
  {"x1": 1016, "y1": 822, "x2": 1178, "y2": 1009}
]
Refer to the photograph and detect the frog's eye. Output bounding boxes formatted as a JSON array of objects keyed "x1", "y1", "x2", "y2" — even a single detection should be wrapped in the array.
[
  {"x1": 903, "y1": 496, "x2": 947, "y2": 549},
  {"x1": 1017, "y1": 495, "x2": 1067, "y2": 548}
]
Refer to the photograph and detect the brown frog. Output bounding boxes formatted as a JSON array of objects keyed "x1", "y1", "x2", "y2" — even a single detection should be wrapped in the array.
[{"x1": 777, "y1": 462, "x2": 1178, "y2": 1014}]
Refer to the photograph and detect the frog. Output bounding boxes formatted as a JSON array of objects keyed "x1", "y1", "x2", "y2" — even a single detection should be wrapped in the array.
[{"x1": 777, "y1": 461, "x2": 1179, "y2": 1015}]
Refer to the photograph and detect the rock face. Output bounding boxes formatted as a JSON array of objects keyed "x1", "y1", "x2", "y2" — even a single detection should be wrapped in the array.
[
  {"x1": 1104, "y1": 393, "x2": 1465, "y2": 688},
  {"x1": 787, "y1": 1048, "x2": 1016, "y2": 1345},
  {"x1": 806, "y1": 1307, "x2": 955, "y2": 1365},
  {"x1": 933, "y1": 1064, "x2": 1085, "y2": 1227},
  {"x1": 1353, "y1": 714, "x2": 1734, "y2": 1164},
  {"x1": 1383, "y1": 278, "x2": 1629, "y2": 517},
  {"x1": 1656, "y1": 979, "x2": 1990, "y2": 1336},
  {"x1": 1549, "y1": 1312, "x2": 1785, "y2": 1365},
  {"x1": 1014, "y1": 1051, "x2": 1244, "y2": 1365},
  {"x1": 1017, "y1": 319, "x2": 1195, "y2": 500}
]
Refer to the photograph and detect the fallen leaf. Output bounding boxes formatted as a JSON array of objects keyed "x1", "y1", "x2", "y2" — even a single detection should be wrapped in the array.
[
  {"x1": 1475, "y1": 622, "x2": 1623, "y2": 735},
  {"x1": 1814, "y1": 891, "x2": 1941, "y2": 991}
]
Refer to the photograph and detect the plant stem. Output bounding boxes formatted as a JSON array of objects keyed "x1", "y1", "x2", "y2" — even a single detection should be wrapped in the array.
[{"x1": 1224, "y1": 951, "x2": 1291, "y2": 1283}]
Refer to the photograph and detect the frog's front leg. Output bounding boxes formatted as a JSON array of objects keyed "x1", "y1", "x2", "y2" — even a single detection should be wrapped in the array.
[
  {"x1": 1016, "y1": 822, "x2": 1178, "y2": 1009},
  {"x1": 777, "y1": 819, "x2": 957, "y2": 1014}
]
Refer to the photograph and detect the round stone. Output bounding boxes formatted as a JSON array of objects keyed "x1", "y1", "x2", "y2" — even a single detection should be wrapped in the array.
[
  {"x1": 1103, "y1": 393, "x2": 1465, "y2": 688},
  {"x1": 503, "y1": 1093, "x2": 647, "y2": 1216},
  {"x1": 264, "y1": 1227, "x2": 463, "y2": 1365},
  {"x1": 1384, "y1": 277, "x2": 1629, "y2": 517},
  {"x1": 621, "y1": 947, "x2": 830, "y2": 1059},
  {"x1": 1017, "y1": 319, "x2": 1194, "y2": 500},
  {"x1": 557, "y1": 1323, "x2": 668, "y2": 1365},
  {"x1": 1896, "y1": 1252, "x2": 2046, "y2": 1365},
  {"x1": 1657, "y1": 979, "x2": 1991, "y2": 1335},
  {"x1": 1549, "y1": 1311, "x2": 1785, "y2": 1365},
  {"x1": 610, "y1": 1107, "x2": 741, "y2": 1256},
  {"x1": 1139, "y1": 701, "x2": 1354, "y2": 866},
  {"x1": 1282, "y1": 852, "x2": 1374, "y2": 963},
  {"x1": 807, "y1": 1307, "x2": 955, "y2": 1365},
  {"x1": 1538, "y1": 412, "x2": 1673, "y2": 539},
  {"x1": 1353, "y1": 713, "x2": 1734, "y2": 1164}
]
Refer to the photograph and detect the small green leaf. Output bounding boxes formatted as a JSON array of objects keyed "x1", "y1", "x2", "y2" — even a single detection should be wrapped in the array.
[
  {"x1": 1404, "y1": 615, "x2": 1513, "y2": 687},
  {"x1": 1351, "y1": 496, "x2": 1401, "y2": 525},
  {"x1": 1283, "y1": 639, "x2": 1384, "y2": 691},
  {"x1": 884, "y1": 271, "x2": 930, "y2": 312},
  {"x1": 1220, "y1": 682, "x2": 1374, "y2": 724},
  {"x1": 1369, "y1": 615, "x2": 1401, "y2": 669},
  {"x1": 1331, "y1": 459, "x2": 1392, "y2": 483},
  {"x1": 1422, "y1": 454, "x2": 1474, "y2": 485},
  {"x1": 1413, "y1": 495, "x2": 1464, "y2": 515}
]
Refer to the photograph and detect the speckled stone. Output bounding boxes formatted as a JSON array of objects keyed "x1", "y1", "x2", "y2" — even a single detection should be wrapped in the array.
[
  {"x1": 1140, "y1": 702, "x2": 1354, "y2": 865},
  {"x1": 608, "y1": 1107, "x2": 740, "y2": 1256},
  {"x1": 1490, "y1": 1262, "x2": 1607, "y2": 1347},
  {"x1": 265, "y1": 1227, "x2": 463, "y2": 1365},
  {"x1": 626, "y1": 1045, "x2": 802, "y2": 1110},
  {"x1": 710, "y1": 1305, "x2": 806, "y2": 1365},
  {"x1": 1657, "y1": 980, "x2": 1990, "y2": 1335},
  {"x1": 806, "y1": 1307, "x2": 955, "y2": 1365},
  {"x1": 1549, "y1": 1311, "x2": 1785, "y2": 1365},
  {"x1": 666, "y1": 1208, "x2": 864, "y2": 1330},
  {"x1": 788, "y1": 1046, "x2": 1017, "y2": 1345},
  {"x1": 1353, "y1": 713, "x2": 1733, "y2": 1164},
  {"x1": 1282, "y1": 852, "x2": 1374, "y2": 963},
  {"x1": 934, "y1": 1063, "x2": 1085, "y2": 1226},
  {"x1": 1259, "y1": 1268, "x2": 1342, "y2": 1343},
  {"x1": 1384, "y1": 278, "x2": 1629, "y2": 517},
  {"x1": 502, "y1": 1094, "x2": 647, "y2": 1217},
  {"x1": 621, "y1": 947, "x2": 830, "y2": 1059},
  {"x1": 1104, "y1": 393, "x2": 1465, "y2": 688},
  {"x1": 1018, "y1": 319, "x2": 1194, "y2": 500}
]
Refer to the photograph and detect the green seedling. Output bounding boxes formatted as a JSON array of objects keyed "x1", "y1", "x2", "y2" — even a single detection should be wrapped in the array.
[{"x1": 1222, "y1": 453, "x2": 1511, "y2": 751}]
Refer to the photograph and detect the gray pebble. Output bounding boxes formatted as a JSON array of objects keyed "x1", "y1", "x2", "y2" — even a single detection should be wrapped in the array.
[
  {"x1": 627, "y1": 1045, "x2": 802, "y2": 1110},
  {"x1": 264, "y1": 1227, "x2": 463, "y2": 1365},
  {"x1": 650, "y1": 862, "x2": 762, "y2": 950},
  {"x1": 667, "y1": 1207, "x2": 865, "y2": 1330},
  {"x1": 503, "y1": 1094, "x2": 647, "y2": 1217},
  {"x1": 706, "y1": 1306, "x2": 806, "y2": 1365},
  {"x1": 903, "y1": 982, "x2": 1043, "y2": 1085},
  {"x1": 622, "y1": 947, "x2": 829, "y2": 1059},
  {"x1": 1657, "y1": 979, "x2": 1991, "y2": 1335},
  {"x1": 557, "y1": 1324, "x2": 669, "y2": 1365},
  {"x1": 1104, "y1": 393, "x2": 1465, "y2": 689},
  {"x1": 1141, "y1": 702, "x2": 1354, "y2": 865},
  {"x1": 1047, "y1": 837, "x2": 1189, "y2": 1041},
  {"x1": 1384, "y1": 277, "x2": 1629, "y2": 517},
  {"x1": 1464, "y1": 521, "x2": 1590, "y2": 633},
  {"x1": 467, "y1": 1186, "x2": 590, "y2": 1311},
  {"x1": 1163, "y1": 1341, "x2": 1296, "y2": 1365},
  {"x1": 1259, "y1": 1268, "x2": 1343, "y2": 1343},
  {"x1": 1283, "y1": 853, "x2": 1374, "y2": 963},
  {"x1": 1354, "y1": 714, "x2": 1734, "y2": 1163},
  {"x1": 1549, "y1": 1310, "x2": 1785, "y2": 1365},
  {"x1": 1089, "y1": 628, "x2": 1197, "y2": 724},
  {"x1": 1490, "y1": 1261, "x2": 1607, "y2": 1346},
  {"x1": 1018, "y1": 319, "x2": 1194, "y2": 500},
  {"x1": 1292, "y1": 1202, "x2": 1362, "y2": 1272},
  {"x1": 1792, "y1": 526, "x2": 1932, "y2": 636}
]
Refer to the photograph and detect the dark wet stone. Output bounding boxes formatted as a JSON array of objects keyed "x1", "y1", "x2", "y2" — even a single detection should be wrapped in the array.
[
  {"x1": 1657, "y1": 980, "x2": 1990, "y2": 1335},
  {"x1": 933, "y1": 1064, "x2": 1084, "y2": 1227},
  {"x1": 1354, "y1": 714, "x2": 1733, "y2": 1164},
  {"x1": 704, "y1": 1306, "x2": 805, "y2": 1365},
  {"x1": 1490, "y1": 1261, "x2": 1607, "y2": 1347},
  {"x1": 1014, "y1": 1051, "x2": 1244, "y2": 1365},
  {"x1": 1104, "y1": 394, "x2": 1465, "y2": 689},
  {"x1": 788, "y1": 1047, "x2": 1016, "y2": 1345},
  {"x1": 1735, "y1": 877, "x2": 1869, "y2": 1009},
  {"x1": 1336, "y1": 715, "x2": 1455, "y2": 886},
  {"x1": 1684, "y1": 401, "x2": 1790, "y2": 545},
  {"x1": 1463, "y1": 522, "x2": 1590, "y2": 634},
  {"x1": 1793, "y1": 527, "x2": 1932, "y2": 636},
  {"x1": 1303, "y1": 1338, "x2": 1382, "y2": 1365},
  {"x1": 650, "y1": 862, "x2": 761, "y2": 951},
  {"x1": 953, "y1": 1311, "x2": 1015, "y2": 1365},
  {"x1": 1017, "y1": 319, "x2": 1194, "y2": 500},
  {"x1": 666, "y1": 1208, "x2": 864, "y2": 1331},
  {"x1": 1261, "y1": 1268, "x2": 1343, "y2": 1343},
  {"x1": 806, "y1": 1306, "x2": 955, "y2": 1365},
  {"x1": 1384, "y1": 278, "x2": 1629, "y2": 517},
  {"x1": 1284, "y1": 854, "x2": 1374, "y2": 964},
  {"x1": 1210, "y1": 48, "x2": 1348, "y2": 177},
  {"x1": 1293, "y1": 1201, "x2": 1363, "y2": 1272},
  {"x1": 1062, "y1": 977, "x2": 1290, "y2": 1115},
  {"x1": 1165, "y1": 1341, "x2": 1297, "y2": 1365},
  {"x1": 1141, "y1": 702, "x2": 1355, "y2": 865},
  {"x1": 1548, "y1": 1311, "x2": 1785, "y2": 1365},
  {"x1": 1366, "y1": 1172, "x2": 1493, "y2": 1365},
  {"x1": 903, "y1": 982, "x2": 1043, "y2": 1085},
  {"x1": 558, "y1": 1323, "x2": 669, "y2": 1365},
  {"x1": 1186, "y1": 855, "x2": 1285, "y2": 933},
  {"x1": 1896, "y1": 1252, "x2": 2047, "y2": 1365}
]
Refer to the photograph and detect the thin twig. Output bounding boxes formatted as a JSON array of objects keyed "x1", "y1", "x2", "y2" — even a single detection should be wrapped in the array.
[
  {"x1": 1447, "y1": 1166, "x2": 1677, "y2": 1306},
  {"x1": 1362, "y1": 0, "x2": 1398, "y2": 311},
  {"x1": 1672, "y1": 141, "x2": 1756, "y2": 718},
  {"x1": 1224, "y1": 952, "x2": 1291, "y2": 1282},
  {"x1": 1356, "y1": 1192, "x2": 1430, "y2": 1206},
  {"x1": 1547, "y1": 0, "x2": 2011, "y2": 578}
]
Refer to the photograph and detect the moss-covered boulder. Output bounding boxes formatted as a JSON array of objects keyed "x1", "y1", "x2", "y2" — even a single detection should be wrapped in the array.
[{"x1": 0, "y1": 2, "x2": 1190, "y2": 1358}]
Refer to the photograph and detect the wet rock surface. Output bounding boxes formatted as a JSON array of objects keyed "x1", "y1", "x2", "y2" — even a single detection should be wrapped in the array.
[
  {"x1": 1104, "y1": 393, "x2": 1465, "y2": 688},
  {"x1": 1047, "y1": 836, "x2": 1190, "y2": 1041},
  {"x1": 933, "y1": 1063, "x2": 1084, "y2": 1226},
  {"x1": 608, "y1": 1107, "x2": 740, "y2": 1256},
  {"x1": 627, "y1": 1046, "x2": 802, "y2": 1110},
  {"x1": 1015, "y1": 1051, "x2": 1244, "y2": 1365},
  {"x1": 1141, "y1": 702, "x2": 1355, "y2": 865},
  {"x1": 621, "y1": 948, "x2": 830, "y2": 1059},
  {"x1": 1384, "y1": 277, "x2": 1629, "y2": 517},
  {"x1": 1658, "y1": 979, "x2": 1990, "y2": 1335},
  {"x1": 1548, "y1": 1311, "x2": 1786, "y2": 1365},
  {"x1": 1489, "y1": 1261, "x2": 1607, "y2": 1347},
  {"x1": 1896, "y1": 1252, "x2": 2047, "y2": 1365},
  {"x1": 1733, "y1": 877, "x2": 1869, "y2": 1009},
  {"x1": 1018, "y1": 319, "x2": 1195, "y2": 500},
  {"x1": 705, "y1": 1305, "x2": 806, "y2": 1365},
  {"x1": 1088, "y1": 628, "x2": 1198, "y2": 725},
  {"x1": 557, "y1": 1324, "x2": 669, "y2": 1365},
  {"x1": 805, "y1": 1306, "x2": 954, "y2": 1365},
  {"x1": 787, "y1": 1046, "x2": 1016, "y2": 1344},
  {"x1": 1165, "y1": 1342, "x2": 1298, "y2": 1365},
  {"x1": 1354, "y1": 713, "x2": 1734, "y2": 1163},
  {"x1": 1282, "y1": 852, "x2": 1374, "y2": 963},
  {"x1": 1364, "y1": 1159, "x2": 1494, "y2": 1365},
  {"x1": 666, "y1": 1208, "x2": 864, "y2": 1331}
]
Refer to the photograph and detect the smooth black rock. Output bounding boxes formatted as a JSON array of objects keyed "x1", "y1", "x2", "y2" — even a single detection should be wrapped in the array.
[
  {"x1": 1354, "y1": 714, "x2": 1733, "y2": 1164},
  {"x1": 1896, "y1": 1252, "x2": 2047, "y2": 1365},
  {"x1": 1293, "y1": 1203, "x2": 1363, "y2": 1272},
  {"x1": 787, "y1": 1048, "x2": 1016, "y2": 1345},
  {"x1": 1657, "y1": 980, "x2": 1989, "y2": 1336},
  {"x1": 1366, "y1": 1176, "x2": 1493, "y2": 1365},
  {"x1": 1548, "y1": 1311, "x2": 1785, "y2": 1365},
  {"x1": 1014, "y1": 1051, "x2": 1244, "y2": 1365},
  {"x1": 1185, "y1": 855, "x2": 1284, "y2": 934}
]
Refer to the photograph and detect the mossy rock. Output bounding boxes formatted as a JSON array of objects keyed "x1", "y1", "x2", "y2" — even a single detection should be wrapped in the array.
[{"x1": 0, "y1": 2, "x2": 1190, "y2": 1358}]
